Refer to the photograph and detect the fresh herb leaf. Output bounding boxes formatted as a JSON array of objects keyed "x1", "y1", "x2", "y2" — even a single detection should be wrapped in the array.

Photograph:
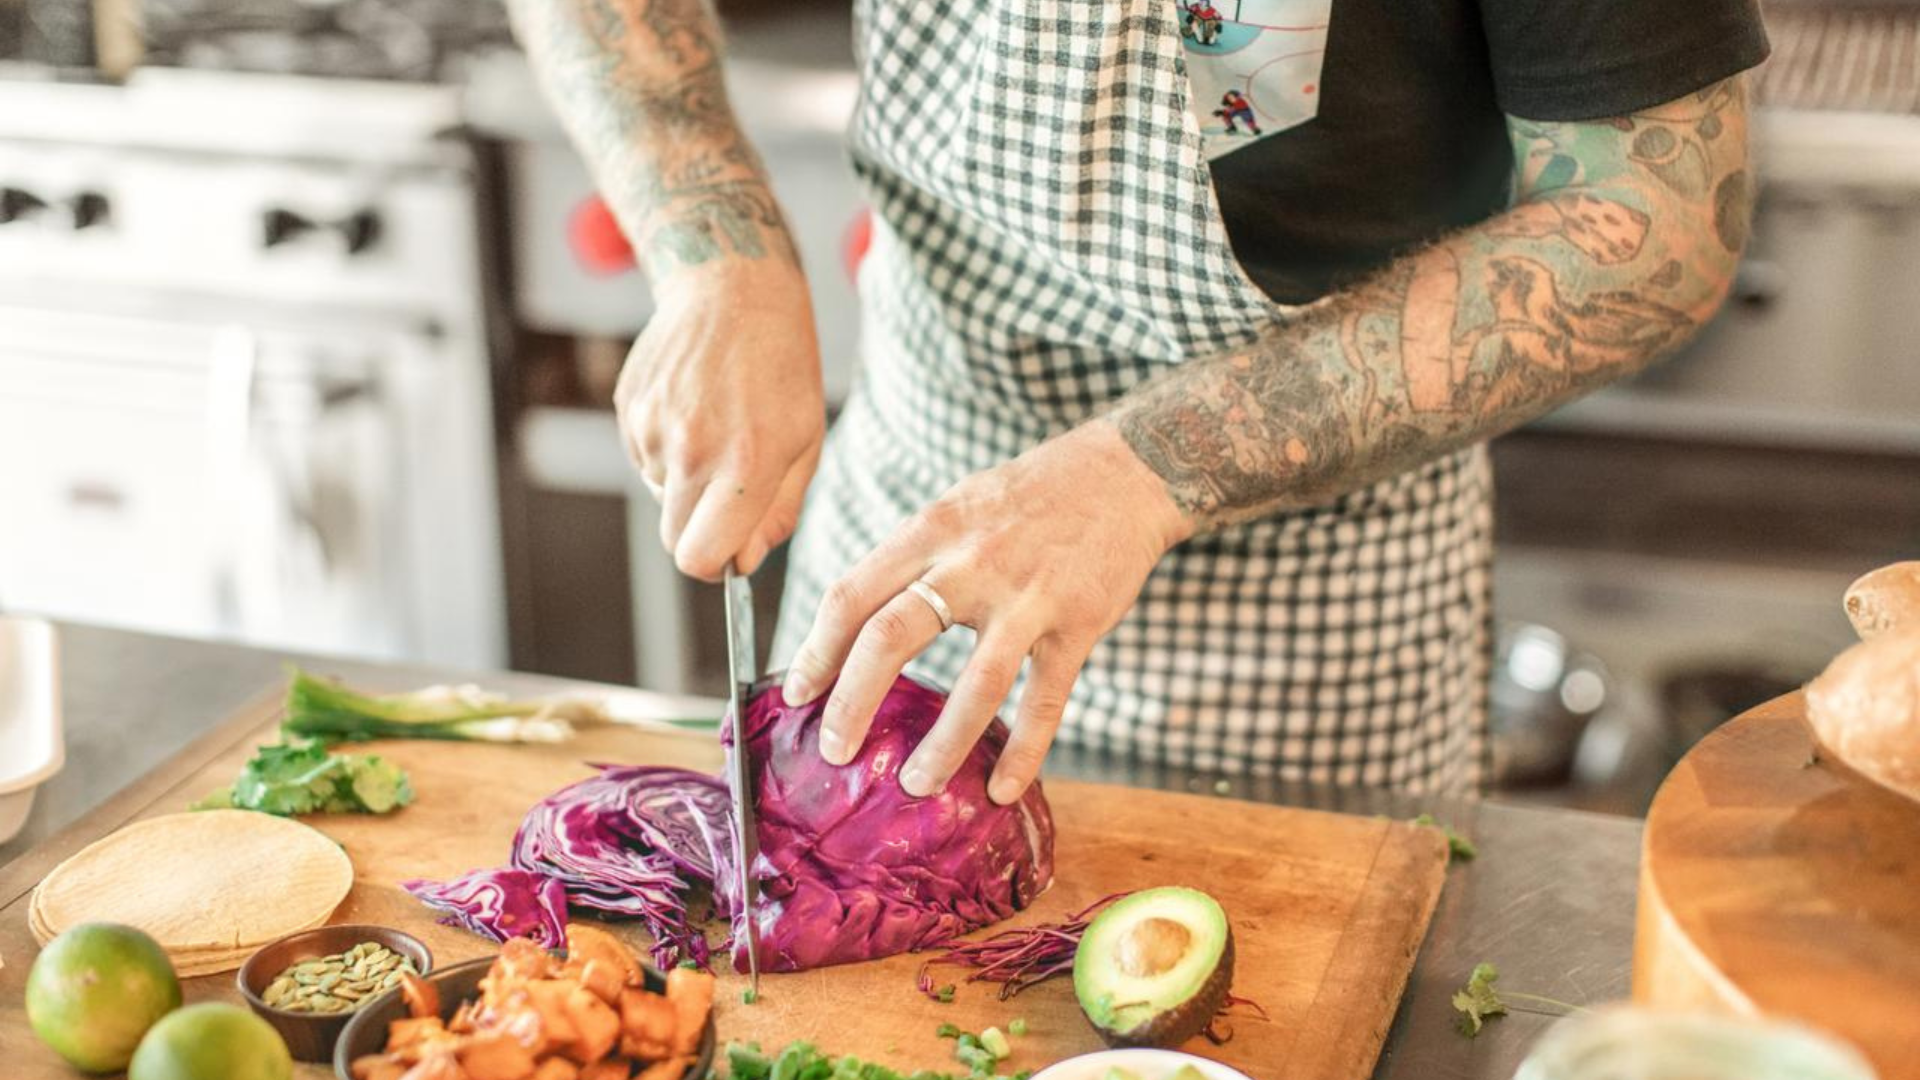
[
  {"x1": 727, "y1": 1040, "x2": 970, "y2": 1080},
  {"x1": 195, "y1": 740, "x2": 413, "y2": 816},
  {"x1": 1412, "y1": 813, "x2": 1478, "y2": 863},
  {"x1": 1452, "y1": 962, "x2": 1507, "y2": 1036},
  {"x1": 742, "y1": 987, "x2": 760, "y2": 1005},
  {"x1": 935, "y1": 984, "x2": 956, "y2": 1003},
  {"x1": 935, "y1": 1024, "x2": 963, "y2": 1040},
  {"x1": 728, "y1": 1042, "x2": 774, "y2": 1080}
]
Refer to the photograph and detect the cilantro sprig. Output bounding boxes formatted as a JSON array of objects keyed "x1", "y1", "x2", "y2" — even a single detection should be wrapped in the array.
[{"x1": 1451, "y1": 962, "x2": 1583, "y2": 1037}]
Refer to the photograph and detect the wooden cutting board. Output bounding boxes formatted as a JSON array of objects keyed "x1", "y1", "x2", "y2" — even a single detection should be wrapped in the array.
[
  {"x1": 0, "y1": 690, "x2": 1449, "y2": 1080},
  {"x1": 1634, "y1": 691, "x2": 1920, "y2": 1079}
]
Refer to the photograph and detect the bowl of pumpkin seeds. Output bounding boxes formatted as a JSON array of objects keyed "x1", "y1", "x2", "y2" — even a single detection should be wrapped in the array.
[{"x1": 237, "y1": 924, "x2": 433, "y2": 1061}]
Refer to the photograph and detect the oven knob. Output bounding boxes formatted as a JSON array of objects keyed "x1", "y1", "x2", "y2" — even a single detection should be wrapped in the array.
[
  {"x1": 67, "y1": 191, "x2": 111, "y2": 230},
  {"x1": 0, "y1": 186, "x2": 49, "y2": 225},
  {"x1": 334, "y1": 209, "x2": 382, "y2": 255},
  {"x1": 262, "y1": 207, "x2": 316, "y2": 248}
]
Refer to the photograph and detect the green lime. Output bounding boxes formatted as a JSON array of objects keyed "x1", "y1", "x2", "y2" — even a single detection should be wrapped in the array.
[
  {"x1": 128, "y1": 1002, "x2": 293, "y2": 1080},
  {"x1": 26, "y1": 922, "x2": 183, "y2": 1072}
]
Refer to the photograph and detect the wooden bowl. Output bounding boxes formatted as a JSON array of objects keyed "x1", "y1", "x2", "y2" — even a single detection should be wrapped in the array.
[
  {"x1": 332, "y1": 955, "x2": 718, "y2": 1079},
  {"x1": 236, "y1": 924, "x2": 433, "y2": 1063}
]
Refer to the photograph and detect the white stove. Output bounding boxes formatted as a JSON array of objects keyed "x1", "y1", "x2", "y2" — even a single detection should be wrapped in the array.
[{"x1": 0, "y1": 70, "x2": 506, "y2": 667}]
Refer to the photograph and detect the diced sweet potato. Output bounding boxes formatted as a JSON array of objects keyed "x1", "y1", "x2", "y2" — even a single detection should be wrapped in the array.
[
  {"x1": 525, "y1": 979, "x2": 582, "y2": 1048},
  {"x1": 389, "y1": 1016, "x2": 449, "y2": 1051},
  {"x1": 616, "y1": 988, "x2": 676, "y2": 1061},
  {"x1": 663, "y1": 968, "x2": 714, "y2": 1058},
  {"x1": 495, "y1": 1001, "x2": 549, "y2": 1053},
  {"x1": 399, "y1": 1051, "x2": 472, "y2": 1080},
  {"x1": 351, "y1": 1055, "x2": 410, "y2": 1080},
  {"x1": 578, "y1": 1060, "x2": 631, "y2": 1080},
  {"x1": 531, "y1": 1060, "x2": 581, "y2": 1080},
  {"x1": 564, "y1": 925, "x2": 642, "y2": 986},
  {"x1": 576, "y1": 958, "x2": 626, "y2": 1004},
  {"x1": 491, "y1": 938, "x2": 561, "y2": 986},
  {"x1": 562, "y1": 984, "x2": 622, "y2": 1065},
  {"x1": 401, "y1": 971, "x2": 443, "y2": 1020},
  {"x1": 458, "y1": 1033, "x2": 540, "y2": 1080},
  {"x1": 634, "y1": 1056, "x2": 692, "y2": 1080}
]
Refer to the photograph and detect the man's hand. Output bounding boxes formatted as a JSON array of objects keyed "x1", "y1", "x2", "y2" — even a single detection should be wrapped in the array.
[
  {"x1": 504, "y1": 0, "x2": 822, "y2": 575},
  {"x1": 617, "y1": 260, "x2": 825, "y2": 580},
  {"x1": 780, "y1": 421, "x2": 1192, "y2": 805}
]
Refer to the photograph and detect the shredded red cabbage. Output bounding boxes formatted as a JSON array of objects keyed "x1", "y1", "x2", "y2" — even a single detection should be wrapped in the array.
[
  {"x1": 404, "y1": 674, "x2": 1055, "y2": 975},
  {"x1": 914, "y1": 892, "x2": 1125, "y2": 1000},
  {"x1": 401, "y1": 867, "x2": 569, "y2": 948},
  {"x1": 510, "y1": 765, "x2": 719, "y2": 968}
]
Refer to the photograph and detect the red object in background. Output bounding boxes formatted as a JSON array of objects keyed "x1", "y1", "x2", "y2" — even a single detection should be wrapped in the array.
[
  {"x1": 842, "y1": 206, "x2": 873, "y2": 283},
  {"x1": 568, "y1": 195, "x2": 636, "y2": 275}
]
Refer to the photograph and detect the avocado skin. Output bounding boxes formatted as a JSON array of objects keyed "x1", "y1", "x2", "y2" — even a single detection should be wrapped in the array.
[{"x1": 1092, "y1": 926, "x2": 1236, "y2": 1049}]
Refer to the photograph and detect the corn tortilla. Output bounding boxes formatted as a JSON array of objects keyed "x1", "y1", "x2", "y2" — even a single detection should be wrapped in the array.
[{"x1": 31, "y1": 810, "x2": 352, "y2": 969}]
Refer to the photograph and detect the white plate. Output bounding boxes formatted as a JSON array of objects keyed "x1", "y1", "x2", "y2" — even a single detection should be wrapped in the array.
[
  {"x1": 0, "y1": 616, "x2": 63, "y2": 844},
  {"x1": 1029, "y1": 1049, "x2": 1257, "y2": 1080}
]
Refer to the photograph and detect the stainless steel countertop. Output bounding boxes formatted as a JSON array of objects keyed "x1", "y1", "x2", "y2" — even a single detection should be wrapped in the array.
[{"x1": 2, "y1": 620, "x2": 1642, "y2": 1080}]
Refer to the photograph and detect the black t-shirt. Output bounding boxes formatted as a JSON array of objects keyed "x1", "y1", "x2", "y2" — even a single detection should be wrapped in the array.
[{"x1": 1212, "y1": 0, "x2": 1770, "y2": 305}]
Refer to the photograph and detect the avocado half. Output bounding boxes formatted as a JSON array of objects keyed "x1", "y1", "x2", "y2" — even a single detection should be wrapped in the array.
[{"x1": 1072, "y1": 886, "x2": 1234, "y2": 1048}]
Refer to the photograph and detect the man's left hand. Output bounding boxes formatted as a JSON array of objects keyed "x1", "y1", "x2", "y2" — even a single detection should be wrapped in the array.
[{"x1": 781, "y1": 421, "x2": 1192, "y2": 804}]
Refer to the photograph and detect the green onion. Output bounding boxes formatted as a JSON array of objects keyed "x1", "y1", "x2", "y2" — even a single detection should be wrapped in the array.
[
  {"x1": 979, "y1": 1027, "x2": 1011, "y2": 1060},
  {"x1": 936, "y1": 1023, "x2": 964, "y2": 1039},
  {"x1": 742, "y1": 987, "x2": 760, "y2": 1005},
  {"x1": 281, "y1": 666, "x2": 583, "y2": 744},
  {"x1": 1008, "y1": 1018, "x2": 1027, "y2": 1038}
]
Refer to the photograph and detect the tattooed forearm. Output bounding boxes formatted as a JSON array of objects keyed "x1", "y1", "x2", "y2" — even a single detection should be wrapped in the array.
[
  {"x1": 1114, "y1": 78, "x2": 1751, "y2": 527},
  {"x1": 504, "y1": 0, "x2": 796, "y2": 278}
]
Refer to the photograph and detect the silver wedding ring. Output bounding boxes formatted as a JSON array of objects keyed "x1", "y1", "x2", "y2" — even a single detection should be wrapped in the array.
[{"x1": 906, "y1": 579, "x2": 955, "y2": 632}]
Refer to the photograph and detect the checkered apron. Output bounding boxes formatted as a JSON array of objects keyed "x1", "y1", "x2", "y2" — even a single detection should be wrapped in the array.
[{"x1": 772, "y1": 0, "x2": 1493, "y2": 792}]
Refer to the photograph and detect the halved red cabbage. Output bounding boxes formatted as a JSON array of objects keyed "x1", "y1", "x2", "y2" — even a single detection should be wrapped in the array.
[
  {"x1": 403, "y1": 674, "x2": 1055, "y2": 974},
  {"x1": 726, "y1": 673, "x2": 1056, "y2": 973},
  {"x1": 402, "y1": 867, "x2": 568, "y2": 947}
]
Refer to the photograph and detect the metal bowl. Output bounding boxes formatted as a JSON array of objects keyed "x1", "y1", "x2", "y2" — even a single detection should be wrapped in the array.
[
  {"x1": 237, "y1": 924, "x2": 433, "y2": 1063},
  {"x1": 332, "y1": 954, "x2": 717, "y2": 1079}
]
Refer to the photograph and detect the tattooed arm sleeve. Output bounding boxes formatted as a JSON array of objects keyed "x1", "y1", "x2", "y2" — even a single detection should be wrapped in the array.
[
  {"x1": 1110, "y1": 79, "x2": 1752, "y2": 529},
  {"x1": 504, "y1": 0, "x2": 794, "y2": 279}
]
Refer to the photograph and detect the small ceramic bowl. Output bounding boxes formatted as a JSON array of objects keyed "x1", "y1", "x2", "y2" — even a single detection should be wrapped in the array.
[
  {"x1": 1028, "y1": 1048, "x2": 1257, "y2": 1080},
  {"x1": 333, "y1": 955, "x2": 718, "y2": 1080},
  {"x1": 237, "y1": 924, "x2": 433, "y2": 1063}
]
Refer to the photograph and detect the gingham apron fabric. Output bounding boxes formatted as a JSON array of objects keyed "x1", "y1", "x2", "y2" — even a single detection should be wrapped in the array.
[{"x1": 772, "y1": 0, "x2": 1494, "y2": 792}]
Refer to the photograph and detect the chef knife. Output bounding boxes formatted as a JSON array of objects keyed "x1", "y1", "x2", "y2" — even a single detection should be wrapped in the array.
[{"x1": 723, "y1": 565, "x2": 762, "y2": 995}]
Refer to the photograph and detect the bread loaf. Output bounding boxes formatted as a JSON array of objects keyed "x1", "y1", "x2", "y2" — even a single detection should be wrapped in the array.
[
  {"x1": 1805, "y1": 627, "x2": 1920, "y2": 803},
  {"x1": 1843, "y1": 561, "x2": 1920, "y2": 641}
]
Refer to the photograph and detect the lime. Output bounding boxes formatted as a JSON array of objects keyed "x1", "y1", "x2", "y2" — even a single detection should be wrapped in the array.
[
  {"x1": 26, "y1": 922, "x2": 182, "y2": 1072},
  {"x1": 128, "y1": 1002, "x2": 293, "y2": 1080}
]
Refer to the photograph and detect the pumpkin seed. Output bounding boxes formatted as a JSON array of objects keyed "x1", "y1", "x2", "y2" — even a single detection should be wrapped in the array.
[{"x1": 266, "y1": 940, "x2": 414, "y2": 1014}]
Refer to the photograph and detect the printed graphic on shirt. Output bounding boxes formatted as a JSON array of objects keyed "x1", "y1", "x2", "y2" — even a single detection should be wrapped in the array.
[{"x1": 1176, "y1": 0, "x2": 1332, "y2": 160}]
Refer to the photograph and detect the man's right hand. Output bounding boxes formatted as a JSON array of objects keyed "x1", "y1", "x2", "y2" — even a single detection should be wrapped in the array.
[{"x1": 615, "y1": 258, "x2": 826, "y2": 581}]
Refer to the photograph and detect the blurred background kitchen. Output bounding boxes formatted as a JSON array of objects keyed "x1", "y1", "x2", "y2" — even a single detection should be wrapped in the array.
[{"x1": 2, "y1": 0, "x2": 1916, "y2": 816}]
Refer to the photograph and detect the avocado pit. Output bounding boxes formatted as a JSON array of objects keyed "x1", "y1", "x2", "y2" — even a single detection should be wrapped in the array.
[{"x1": 1115, "y1": 917, "x2": 1192, "y2": 979}]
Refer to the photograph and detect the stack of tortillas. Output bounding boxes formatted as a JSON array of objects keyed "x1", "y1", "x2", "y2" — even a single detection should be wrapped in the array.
[{"x1": 30, "y1": 809, "x2": 354, "y2": 976}]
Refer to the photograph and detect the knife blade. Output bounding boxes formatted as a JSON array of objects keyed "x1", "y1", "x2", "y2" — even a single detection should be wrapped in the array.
[{"x1": 722, "y1": 565, "x2": 762, "y2": 995}]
